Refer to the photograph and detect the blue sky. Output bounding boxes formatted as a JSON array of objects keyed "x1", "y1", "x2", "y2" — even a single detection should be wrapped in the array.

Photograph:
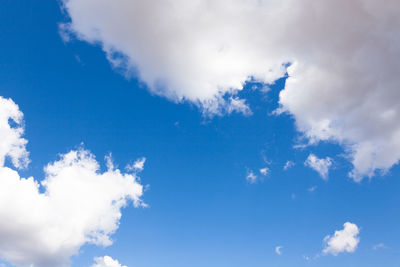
[{"x1": 0, "y1": 1, "x2": 399, "y2": 267}]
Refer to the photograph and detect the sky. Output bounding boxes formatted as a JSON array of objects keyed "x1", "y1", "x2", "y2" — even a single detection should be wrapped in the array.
[{"x1": 0, "y1": 0, "x2": 399, "y2": 266}]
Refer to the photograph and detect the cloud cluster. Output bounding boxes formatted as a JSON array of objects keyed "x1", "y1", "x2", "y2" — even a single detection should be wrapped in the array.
[
  {"x1": 91, "y1": 256, "x2": 126, "y2": 267},
  {"x1": 323, "y1": 222, "x2": 360, "y2": 256},
  {"x1": 305, "y1": 154, "x2": 333, "y2": 180},
  {"x1": 0, "y1": 97, "x2": 145, "y2": 267},
  {"x1": 60, "y1": 0, "x2": 400, "y2": 180}
]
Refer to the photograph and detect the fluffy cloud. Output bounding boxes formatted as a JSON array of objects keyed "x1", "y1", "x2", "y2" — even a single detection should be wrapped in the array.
[
  {"x1": 91, "y1": 256, "x2": 127, "y2": 267},
  {"x1": 0, "y1": 97, "x2": 145, "y2": 267},
  {"x1": 305, "y1": 154, "x2": 332, "y2": 180},
  {"x1": 323, "y1": 222, "x2": 360, "y2": 256},
  {"x1": 60, "y1": 0, "x2": 400, "y2": 180},
  {"x1": 0, "y1": 97, "x2": 29, "y2": 169}
]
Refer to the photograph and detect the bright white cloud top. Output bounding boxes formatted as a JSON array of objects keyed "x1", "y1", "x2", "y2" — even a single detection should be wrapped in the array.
[
  {"x1": 323, "y1": 222, "x2": 360, "y2": 256},
  {"x1": 60, "y1": 0, "x2": 400, "y2": 181},
  {"x1": 305, "y1": 154, "x2": 333, "y2": 180},
  {"x1": 0, "y1": 96, "x2": 145, "y2": 267},
  {"x1": 91, "y1": 256, "x2": 127, "y2": 267}
]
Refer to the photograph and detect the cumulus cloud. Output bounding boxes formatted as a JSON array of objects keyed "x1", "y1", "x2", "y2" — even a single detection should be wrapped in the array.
[
  {"x1": 0, "y1": 97, "x2": 145, "y2": 267},
  {"x1": 91, "y1": 256, "x2": 127, "y2": 267},
  {"x1": 323, "y1": 222, "x2": 360, "y2": 256},
  {"x1": 305, "y1": 154, "x2": 332, "y2": 180},
  {"x1": 60, "y1": 0, "x2": 400, "y2": 180}
]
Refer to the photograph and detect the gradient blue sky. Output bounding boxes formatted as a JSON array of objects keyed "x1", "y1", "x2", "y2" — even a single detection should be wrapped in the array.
[{"x1": 0, "y1": 1, "x2": 399, "y2": 266}]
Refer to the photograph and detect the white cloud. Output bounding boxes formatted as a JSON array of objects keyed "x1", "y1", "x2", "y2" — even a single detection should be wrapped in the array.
[
  {"x1": 308, "y1": 186, "x2": 317, "y2": 192},
  {"x1": 0, "y1": 96, "x2": 29, "y2": 169},
  {"x1": 275, "y1": 246, "x2": 283, "y2": 256},
  {"x1": 60, "y1": 0, "x2": 400, "y2": 180},
  {"x1": 259, "y1": 167, "x2": 269, "y2": 176},
  {"x1": 0, "y1": 97, "x2": 145, "y2": 267},
  {"x1": 226, "y1": 97, "x2": 252, "y2": 116},
  {"x1": 305, "y1": 154, "x2": 332, "y2": 180},
  {"x1": 283, "y1": 161, "x2": 294, "y2": 170},
  {"x1": 91, "y1": 256, "x2": 126, "y2": 267},
  {"x1": 372, "y1": 243, "x2": 387, "y2": 250},
  {"x1": 323, "y1": 222, "x2": 360, "y2": 256},
  {"x1": 126, "y1": 157, "x2": 146, "y2": 172},
  {"x1": 246, "y1": 170, "x2": 257, "y2": 184}
]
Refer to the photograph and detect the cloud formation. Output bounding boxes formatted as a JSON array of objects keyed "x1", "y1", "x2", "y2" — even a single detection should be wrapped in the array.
[
  {"x1": 283, "y1": 161, "x2": 294, "y2": 171},
  {"x1": 259, "y1": 167, "x2": 269, "y2": 176},
  {"x1": 323, "y1": 222, "x2": 360, "y2": 256},
  {"x1": 60, "y1": 0, "x2": 400, "y2": 180},
  {"x1": 0, "y1": 97, "x2": 145, "y2": 267},
  {"x1": 246, "y1": 170, "x2": 257, "y2": 184},
  {"x1": 275, "y1": 246, "x2": 283, "y2": 256},
  {"x1": 126, "y1": 157, "x2": 146, "y2": 172},
  {"x1": 0, "y1": 97, "x2": 29, "y2": 169},
  {"x1": 91, "y1": 256, "x2": 127, "y2": 267},
  {"x1": 305, "y1": 154, "x2": 332, "y2": 180}
]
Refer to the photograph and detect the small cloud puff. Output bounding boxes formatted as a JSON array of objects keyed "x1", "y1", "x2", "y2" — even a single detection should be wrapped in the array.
[
  {"x1": 275, "y1": 246, "x2": 283, "y2": 256},
  {"x1": 372, "y1": 243, "x2": 387, "y2": 250},
  {"x1": 259, "y1": 167, "x2": 269, "y2": 176},
  {"x1": 283, "y1": 160, "x2": 295, "y2": 170},
  {"x1": 91, "y1": 256, "x2": 127, "y2": 267},
  {"x1": 126, "y1": 157, "x2": 146, "y2": 172},
  {"x1": 305, "y1": 154, "x2": 332, "y2": 180},
  {"x1": 323, "y1": 222, "x2": 360, "y2": 256},
  {"x1": 246, "y1": 170, "x2": 258, "y2": 184},
  {"x1": 308, "y1": 186, "x2": 317, "y2": 192}
]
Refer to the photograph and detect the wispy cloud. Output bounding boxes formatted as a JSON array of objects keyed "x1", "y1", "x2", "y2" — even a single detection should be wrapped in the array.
[
  {"x1": 246, "y1": 170, "x2": 258, "y2": 184},
  {"x1": 308, "y1": 186, "x2": 317, "y2": 192},
  {"x1": 372, "y1": 243, "x2": 387, "y2": 250},
  {"x1": 305, "y1": 154, "x2": 333, "y2": 180},
  {"x1": 275, "y1": 246, "x2": 283, "y2": 256},
  {"x1": 283, "y1": 160, "x2": 295, "y2": 170}
]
